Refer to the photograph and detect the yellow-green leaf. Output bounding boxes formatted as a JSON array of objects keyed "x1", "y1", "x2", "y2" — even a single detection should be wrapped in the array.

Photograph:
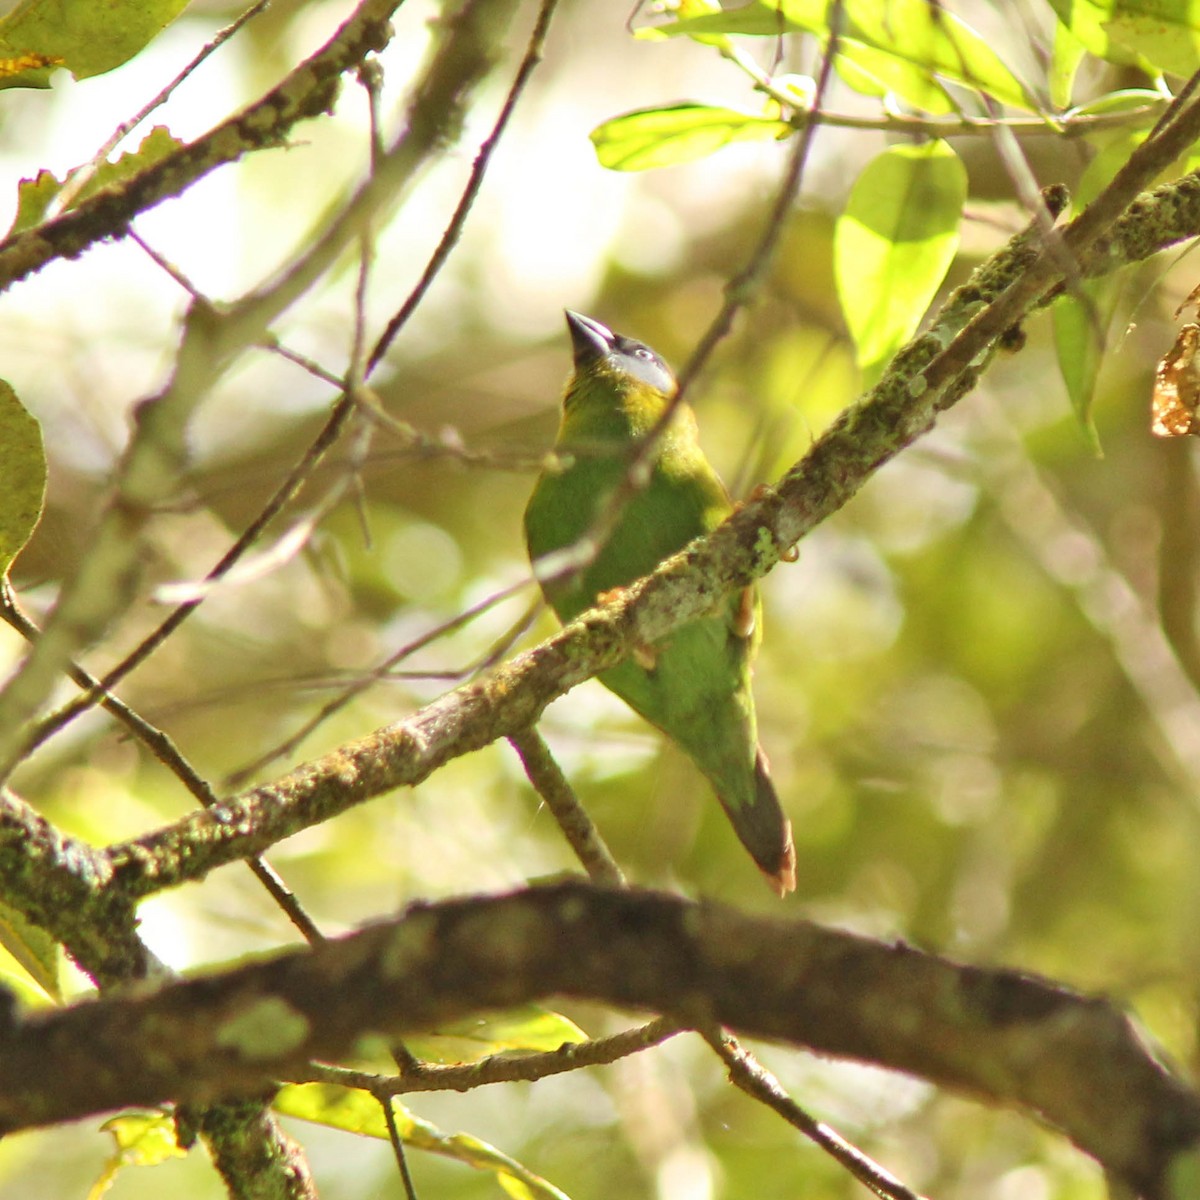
[
  {"x1": 655, "y1": 0, "x2": 1037, "y2": 110},
  {"x1": 275, "y1": 1084, "x2": 574, "y2": 1200},
  {"x1": 1048, "y1": 0, "x2": 1200, "y2": 76},
  {"x1": 835, "y1": 36, "x2": 956, "y2": 114},
  {"x1": 844, "y1": 0, "x2": 1038, "y2": 110},
  {"x1": 834, "y1": 141, "x2": 967, "y2": 382},
  {"x1": 10, "y1": 126, "x2": 183, "y2": 236},
  {"x1": 1049, "y1": 19, "x2": 1088, "y2": 108},
  {"x1": 1062, "y1": 88, "x2": 1162, "y2": 121},
  {"x1": 0, "y1": 380, "x2": 46, "y2": 578},
  {"x1": 406, "y1": 1004, "x2": 587, "y2": 1063},
  {"x1": 88, "y1": 1111, "x2": 187, "y2": 1200},
  {"x1": 0, "y1": 0, "x2": 191, "y2": 89},
  {"x1": 0, "y1": 897, "x2": 59, "y2": 1001},
  {"x1": 591, "y1": 103, "x2": 791, "y2": 171},
  {"x1": 1052, "y1": 280, "x2": 1112, "y2": 457}
]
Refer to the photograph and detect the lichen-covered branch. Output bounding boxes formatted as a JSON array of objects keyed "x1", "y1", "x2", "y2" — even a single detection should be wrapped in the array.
[
  {"x1": 0, "y1": 883, "x2": 1194, "y2": 1198},
  {"x1": 97, "y1": 155, "x2": 1200, "y2": 904},
  {"x1": 0, "y1": 0, "x2": 398, "y2": 293}
]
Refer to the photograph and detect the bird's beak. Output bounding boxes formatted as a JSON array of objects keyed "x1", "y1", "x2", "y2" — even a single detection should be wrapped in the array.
[{"x1": 565, "y1": 310, "x2": 614, "y2": 368}]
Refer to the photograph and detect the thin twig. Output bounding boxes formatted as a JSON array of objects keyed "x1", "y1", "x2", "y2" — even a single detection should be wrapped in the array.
[
  {"x1": 0, "y1": 582, "x2": 324, "y2": 946},
  {"x1": 302, "y1": 1016, "x2": 684, "y2": 1093},
  {"x1": 223, "y1": 580, "x2": 536, "y2": 788},
  {"x1": 380, "y1": 1094, "x2": 419, "y2": 1200},
  {"x1": 367, "y1": 0, "x2": 565, "y2": 374},
  {"x1": 508, "y1": 727, "x2": 626, "y2": 886},
  {"x1": 702, "y1": 1028, "x2": 931, "y2": 1200},
  {"x1": 16, "y1": 395, "x2": 360, "y2": 761},
  {"x1": 47, "y1": 0, "x2": 274, "y2": 218}
]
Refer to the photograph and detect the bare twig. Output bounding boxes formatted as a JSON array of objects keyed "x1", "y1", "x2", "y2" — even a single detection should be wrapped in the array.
[
  {"x1": 304, "y1": 1016, "x2": 684, "y2": 1093},
  {"x1": 508, "y1": 727, "x2": 626, "y2": 886},
  {"x1": 367, "y1": 0, "x2": 565, "y2": 374},
  {"x1": 48, "y1": 0, "x2": 275, "y2": 219},
  {"x1": 0, "y1": 582, "x2": 324, "y2": 946},
  {"x1": 224, "y1": 578, "x2": 535, "y2": 788},
  {"x1": 702, "y1": 1028, "x2": 930, "y2": 1200}
]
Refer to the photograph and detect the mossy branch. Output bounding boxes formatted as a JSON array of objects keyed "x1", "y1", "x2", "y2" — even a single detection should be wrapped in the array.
[
  {"x1": 0, "y1": 882, "x2": 1194, "y2": 1199},
  {"x1": 98, "y1": 150, "x2": 1200, "y2": 902}
]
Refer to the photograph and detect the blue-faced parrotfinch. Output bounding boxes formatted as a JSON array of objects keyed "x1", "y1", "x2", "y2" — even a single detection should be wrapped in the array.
[{"x1": 523, "y1": 311, "x2": 796, "y2": 895}]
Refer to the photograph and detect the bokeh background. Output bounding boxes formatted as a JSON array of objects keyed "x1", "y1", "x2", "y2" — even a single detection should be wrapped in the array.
[{"x1": 0, "y1": 0, "x2": 1195, "y2": 1196}]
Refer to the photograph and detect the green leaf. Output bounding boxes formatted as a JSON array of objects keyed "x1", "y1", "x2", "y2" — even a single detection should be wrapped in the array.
[
  {"x1": 834, "y1": 36, "x2": 956, "y2": 113},
  {"x1": 0, "y1": 897, "x2": 59, "y2": 1000},
  {"x1": 843, "y1": 0, "x2": 1038, "y2": 110},
  {"x1": 1052, "y1": 281, "x2": 1113, "y2": 457},
  {"x1": 590, "y1": 103, "x2": 791, "y2": 171},
  {"x1": 1049, "y1": 18, "x2": 1088, "y2": 108},
  {"x1": 275, "y1": 1084, "x2": 574, "y2": 1200},
  {"x1": 1105, "y1": 1, "x2": 1200, "y2": 76},
  {"x1": 834, "y1": 141, "x2": 967, "y2": 381},
  {"x1": 10, "y1": 126, "x2": 183, "y2": 236},
  {"x1": 1049, "y1": 128, "x2": 1141, "y2": 455},
  {"x1": 650, "y1": 0, "x2": 824, "y2": 36},
  {"x1": 635, "y1": 0, "x2": 731, "y2": 46},
  {"x1": 1046, "y1": 0, "x2": 1199, "y2": 74},
  {"x1": 406, "y1": 1004, "x2": 587, "y2": 1063},
  {"x1": 0, "y1": 966, "x2": 55, "y2": 1010},
  {"x1": 0, "y1": 380, "x2": 46, "y2": 579},
  {"x1": 88, "y1": 1111, "x2": 187, "y2": 1200},
  {"x1": 1062, "y1": 87, "x2": 1162, "y2": 121},
  {"x1": 0, "y1": 0, "x2": 191, "y2": 89},
  {"x1": 655, "y1": 0, "x2": 1037, "y2": 110}
]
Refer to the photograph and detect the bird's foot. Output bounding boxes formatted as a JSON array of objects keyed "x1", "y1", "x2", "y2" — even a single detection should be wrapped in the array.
[{"x1": 632, "y1": 643, "x2": 659, "y2": 671}]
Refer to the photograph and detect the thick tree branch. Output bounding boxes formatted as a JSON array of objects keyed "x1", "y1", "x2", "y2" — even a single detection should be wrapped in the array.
[{"x1": 0, "y1": 883, "x2": 1194, "y2": 1198}]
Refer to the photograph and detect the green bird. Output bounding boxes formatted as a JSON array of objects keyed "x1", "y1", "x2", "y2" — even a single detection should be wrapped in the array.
[{"x1": 524, "y1": 311, "x2": 796, "y2": 895}]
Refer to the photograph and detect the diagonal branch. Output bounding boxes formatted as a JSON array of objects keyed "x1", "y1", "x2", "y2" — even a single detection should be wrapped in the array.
[
  {"x1": 0, "y1": 0, "x2": 398, "y2": 293},
  {"x1": 98, "y1": 158, "x2": 1200, "y2": 903}
]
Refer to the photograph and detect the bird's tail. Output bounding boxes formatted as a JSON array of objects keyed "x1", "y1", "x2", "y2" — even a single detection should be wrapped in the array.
[{"x1": 718, "y1": 749, "x2": 796, "y2": 897}]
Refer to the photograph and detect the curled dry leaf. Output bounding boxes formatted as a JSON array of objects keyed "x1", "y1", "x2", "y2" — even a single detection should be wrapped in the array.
[{"x1": 1152, "y1": 323, "x2": 1200, "y2": 438}]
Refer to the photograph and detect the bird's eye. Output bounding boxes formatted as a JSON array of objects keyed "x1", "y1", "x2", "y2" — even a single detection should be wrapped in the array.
[{"x1": 634, "y1": 347, "x2": 653, "y2": 361}]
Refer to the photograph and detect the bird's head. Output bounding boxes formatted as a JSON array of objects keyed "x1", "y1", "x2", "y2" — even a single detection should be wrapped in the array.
[{"x1": 564, "y1": 310, "x2": 676, "y2": 400}]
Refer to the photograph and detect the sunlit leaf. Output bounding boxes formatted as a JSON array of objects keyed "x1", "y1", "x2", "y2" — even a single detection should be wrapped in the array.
[
  {"x1": 275, "y1": 1084, "x2": 574, "y2": 1200},
  {"x1": 1062, "y1": 88, "x2": 1162, "y2": 121},
  {"x1": 407, "y1": 1004, "x2": 587, "y2": 1063},
  {"x1": 0, "y1": 0, "x2": 191, "y2": 89},
  {"x1": 0, "y1": 966, "x2": 55, "y2": 1010},
  {"x1": 88, "y1": 1111, "x2": 187, "y2": 1200},
  {"x1": 835, "y1": 36, "x2": 956, "y2": 113},
  {"x1": 591, "y1": 103, "x2": 791, "y2": 171},
  {"x1": 1049, "y1": 19, "x2": 1088, "y2": 108},
  {"x1": 834, "y1": 141, "x2": 967, "y2": 381},
  {"x1": 1046, "y1": 0, "x2": 1200, "y2": 73},
  {"x1": 842, "y1": 0, "x2": 1038, "y2": 110},
  {"x1": 654, "y1": 0, "x2": 1037, "y2": 110},
  {"x1": 10, "y1": 126, "x2": 183, "y2": 236},
  {"x1": 635, "y1": 0, "x2": 730, "y2": 46},
  {"x1": 0, "y1": 380, "x2": 46, "y2": 579}
]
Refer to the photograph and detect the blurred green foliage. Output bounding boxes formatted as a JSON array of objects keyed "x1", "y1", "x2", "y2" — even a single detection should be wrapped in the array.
[{"x1": 0, "y1": 0, "x2": 1198, "y2": 1197}]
